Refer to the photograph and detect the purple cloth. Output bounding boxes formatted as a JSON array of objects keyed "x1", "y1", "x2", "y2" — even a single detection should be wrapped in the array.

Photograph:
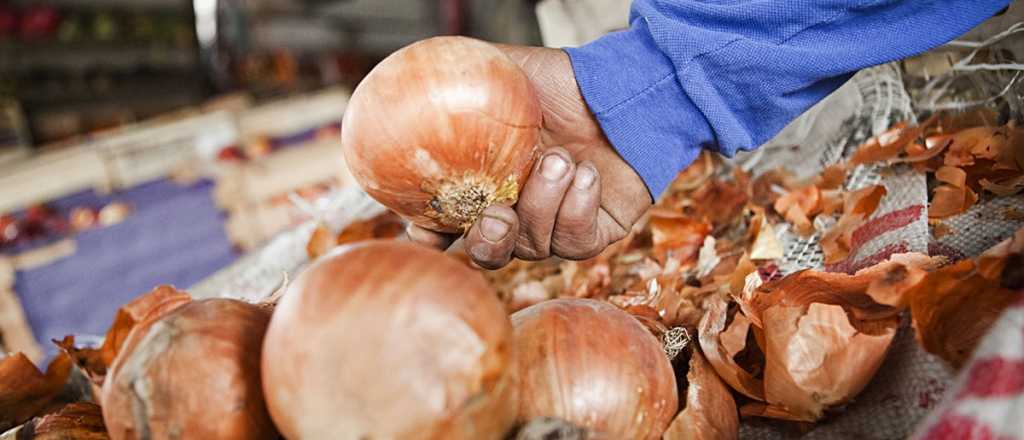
[
  {"x1": 13, "y1": 179, "x2": 237, "y2": 357},
  {"x1": 565, "y1": 0, "x2": 1010, "y2": 198}
]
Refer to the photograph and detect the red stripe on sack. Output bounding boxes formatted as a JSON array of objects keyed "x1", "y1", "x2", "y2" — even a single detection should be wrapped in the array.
[
  {"x1": 957, "y1": 357, "x2": 1024, "y2": 399},
  {"x1": 920, "y1": 412, "x2": 1012, "y2": 440},
  {"x1": 849, "y1": 205, "x2": 925, "y2": 253},
  {"x1": 826, "y1": 242, "x2": 908, "y2": 274}
]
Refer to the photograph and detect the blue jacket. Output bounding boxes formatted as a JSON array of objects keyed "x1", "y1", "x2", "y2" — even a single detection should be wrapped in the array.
[{"x1": 564, "y1": 0, "x2": 1011, "y2": 198}]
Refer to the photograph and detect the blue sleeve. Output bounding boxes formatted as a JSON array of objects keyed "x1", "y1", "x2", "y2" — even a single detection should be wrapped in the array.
[{"x1": 564, "y1": 0, "x2": 1010, "y2": 199}]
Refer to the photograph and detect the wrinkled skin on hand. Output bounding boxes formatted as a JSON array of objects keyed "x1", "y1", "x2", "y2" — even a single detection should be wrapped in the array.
[{"x1": 408, "y1": 44, "x2": 653, "y2": 269}]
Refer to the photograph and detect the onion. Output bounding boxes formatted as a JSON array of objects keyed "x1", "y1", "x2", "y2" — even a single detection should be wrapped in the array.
[
  {"x1": 261, "y1": 240, "x2": 516, "y2": 439},
  {"x1": 510, "y1": 298, "x2": 678, "y2": 440},
  {"x1": 58, "y1": 285, "x2": 192, "y2": 402},
  {"x1": 341, "y1": 36, "x2": 541, "y2": 232},
  {"x1": 101, "y1": 298, "x2": 278, "y2": 440}
]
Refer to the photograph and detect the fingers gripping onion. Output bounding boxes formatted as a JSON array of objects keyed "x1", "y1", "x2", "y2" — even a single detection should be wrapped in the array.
[
  {"x1": 100, "y1": 299, "x2": 277, "y2": 440},
  {"x1": 341, "y1": 36, "x2": 542, "y2": 232},
  {"x1": 261, "y1": 241, "x2": 516, "y2": 439},
  {"x1": 510, "y1": 298, "x2": 678, "y2": 440}
]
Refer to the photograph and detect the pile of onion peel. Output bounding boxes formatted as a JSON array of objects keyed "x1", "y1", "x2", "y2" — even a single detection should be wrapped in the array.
[
  {"x1": 771, "y1": 110, "x2": 1023, "y2": 264},
  {"x1": 100, "y1": 297, "x2": 278, "y2": 440},
  {"x1": 510, "y1": 298, "x2": 678, "y2": 440},
  {"x1": 263, "y1": 240, "x2": 516, "y2": 440},
  {"x1": 341, "y1": 36, "x2": 542, "y2": 233},
  {"x1": 847, "y1": 110, "x2": 1023, "y2": 219},
  {"x1": 698, "y1": 253, "x2": 937, "y2": 422},
  {"x1": 866, "y1": 227, "x2": 1023, "y2": 368}
]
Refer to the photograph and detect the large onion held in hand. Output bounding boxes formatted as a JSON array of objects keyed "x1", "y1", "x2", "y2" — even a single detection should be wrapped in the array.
[
  {"x1": 101, "y1": 298, "x2": 278, "y2": 440},
  {"x1": 341, "y1": 36, "x2": 541, "y2": 232},
  {"x1": 510, "y1": 298, "x2": 678, "y2": 440},
  {"x1": 262, "y1": 240, "x2": 516, "y2": 439}
]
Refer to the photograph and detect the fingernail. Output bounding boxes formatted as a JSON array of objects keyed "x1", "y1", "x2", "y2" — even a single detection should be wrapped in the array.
[
  {"x1": 480, "y1": 216, "x2": 510, "y2": 242},
  {"x1": 540, "y1": 154, "x2": 569, "y2": 180},
  {"x1": 573, "y1": 165, "x2": 596, "y2": 190}
]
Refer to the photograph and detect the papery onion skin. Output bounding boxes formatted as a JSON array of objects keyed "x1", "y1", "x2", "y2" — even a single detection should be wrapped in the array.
[
  {"x1": 101, "y1": 298, "x2": 278, "y2": 440},
  {"x1": 341, "y1": 36, "x2": 542, "y2": 232},
  {"x1": 663, "y1": 350, "x2": 739, "y2": 440},
  {"x1": 0, "y1": 352, "x2": 72, "y2": 432},
  {"x1": 510, "y1": 298, "x2": 678, "y2": 440},
  {"x1": 21, "y1": 402, "x2": 108, "y2": 440},
  {"x1": 262, "y1": 240, "x2": 516, "y2": 440},
  {"x1": 58, "y1": 285, "x2": 192, "y2": 402}
]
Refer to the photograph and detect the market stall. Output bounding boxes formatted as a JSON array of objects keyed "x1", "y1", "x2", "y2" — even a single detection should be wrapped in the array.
[
  {"x1": 1, "y1": 2, "x2": 1023, "y2": 440},
  {"x1": 0, "y1": 86, "x2": 352, "y2": 362}
]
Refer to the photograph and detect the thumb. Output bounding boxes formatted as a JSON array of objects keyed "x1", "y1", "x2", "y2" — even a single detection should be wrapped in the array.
[{"x1": 405, "y1": 223, "x2": 458, "y2": 250}]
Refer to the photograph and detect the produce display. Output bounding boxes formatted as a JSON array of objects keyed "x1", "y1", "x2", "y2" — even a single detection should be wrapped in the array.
[
  {"x1": 1, "y1": 2, "x2": 201, "y2": 144},
  {"x1": 0, "y1": 202, "x2": 132, "y2": 253},
  {"x1": 1, "y1": 37, "x2": 1022, "y2": 440}
]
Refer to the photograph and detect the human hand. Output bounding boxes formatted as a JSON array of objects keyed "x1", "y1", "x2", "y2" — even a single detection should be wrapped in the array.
[{"x1": 407, "y1": 44, "x2": 653, "y2": 269}]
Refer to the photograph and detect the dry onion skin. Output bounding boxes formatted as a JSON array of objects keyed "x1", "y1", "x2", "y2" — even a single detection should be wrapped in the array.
[
  {"x1": 662, "y1": 350, "x2": 739, "y2": 440},
  {"x1": 13, "y1": 402, "x2": 108, "y2": 440},
  {"x1": 306, "y1": 211, "x2": 405, "y2": 259},
  {"x1": 510, "y1": 298, "x2": 677, "y2": 440},
  {"x1": 0, "y1": 352, "x2": 72, "y2": 432},
  {"x1": 341, "y1": 36, "x2": 542, "y2": 232},
  {"x1": 101, "y1": 298, "x2": 278, "y2": 440},
  {"x1": 262, "y1": 240, "x2": 516, "y2": 439},
  {"x1": 870, "y1": 227, "x2": 1024, "y2": 368},
  {"x1": 696, "y1": 256, "x2": 939, "y2": 422},
  {"x1": 57, "y1": 285, "x2": 192, "y2": 401}
]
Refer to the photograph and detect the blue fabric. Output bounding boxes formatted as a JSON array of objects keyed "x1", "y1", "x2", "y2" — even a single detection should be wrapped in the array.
[
  {"x1": 565, "y1": 0, "x2": 1010, "y2": 198},
  {"x1": 13, "y1": 179, "x2": 237, "y2": 360}
]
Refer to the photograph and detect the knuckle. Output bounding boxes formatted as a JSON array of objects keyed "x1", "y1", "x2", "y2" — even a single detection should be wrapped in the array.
[
  {"x1": 554, "y1": 214, "x2": 592, "y2": 234},
  {"x1": 604, "y1": 226, "x2": 628, "y2": 244},
  {"x1": 551, "y1": 236, "x2": 601, "y2": 260},
  {"x1": 515, "y1": 207, "x2": 549, "y2": 230},
  {"x1": 514, "y1": 241, "x2": 549, "y2": 261}
]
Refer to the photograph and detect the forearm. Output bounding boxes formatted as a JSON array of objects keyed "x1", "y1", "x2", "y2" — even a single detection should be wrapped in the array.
[{"x1": 566, "y1": 0, "x2": 1011, "y2": 198}]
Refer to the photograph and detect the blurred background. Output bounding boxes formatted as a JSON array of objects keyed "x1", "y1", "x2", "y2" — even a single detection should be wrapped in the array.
[{"x1": 0, "y1": 0, "x2": 544, "y2": 148}]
